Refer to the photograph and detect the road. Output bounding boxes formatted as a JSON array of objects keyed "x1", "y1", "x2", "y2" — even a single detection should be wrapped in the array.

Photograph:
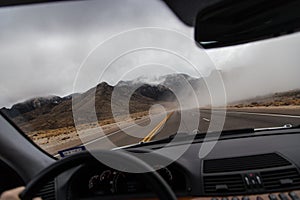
[{"x1": 80, "y1": 107, "x2": 300, "y2": 152}]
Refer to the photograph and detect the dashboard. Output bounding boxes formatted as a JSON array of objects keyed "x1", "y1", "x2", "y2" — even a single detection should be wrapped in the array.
[
  {"x1": 36, "y1": 129, "x2": 300, "y2": 200},
  {"x1": 68, "y1": 163, "x2": 187, "y2": 199}
]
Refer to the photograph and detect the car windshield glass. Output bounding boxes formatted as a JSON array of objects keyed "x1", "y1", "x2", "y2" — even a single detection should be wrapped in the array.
[{"x1": 0, "y1": 0, "x2": 300, "y2": 157}]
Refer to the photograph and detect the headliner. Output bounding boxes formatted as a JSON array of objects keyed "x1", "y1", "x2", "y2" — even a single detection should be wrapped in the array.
[{"x1": 0, "y1": 0, "x2": 223, "y2": 26}]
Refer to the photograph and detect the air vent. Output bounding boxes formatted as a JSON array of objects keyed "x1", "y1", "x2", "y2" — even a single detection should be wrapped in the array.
[
  {"x1": 203, "y1": 153, "x2": 291, "y2": 173},
  {"x1": 204, "y1": 174, "x2": 246, "y2": 194},
  {"x1": 261, "y1": 168, "x2": 300, "y2": 191},
  {"x1": 35, "y1": 180, "x2": 55, "y2": 200}
]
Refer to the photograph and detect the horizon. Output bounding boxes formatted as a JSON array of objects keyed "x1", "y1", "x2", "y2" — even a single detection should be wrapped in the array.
[{"x1": 2, "y1": 71, "x2": 300, "y2": 110}]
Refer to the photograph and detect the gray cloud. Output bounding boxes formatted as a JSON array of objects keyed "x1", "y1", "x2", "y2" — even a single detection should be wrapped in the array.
[{"x1": 0, "y1": 0, "x2": 192, "y2": 107}]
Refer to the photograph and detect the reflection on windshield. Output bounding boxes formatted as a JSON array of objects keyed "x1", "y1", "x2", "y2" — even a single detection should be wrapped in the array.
[{"x1": 0, "y1": 0, "x2": 300, "y2": 156}]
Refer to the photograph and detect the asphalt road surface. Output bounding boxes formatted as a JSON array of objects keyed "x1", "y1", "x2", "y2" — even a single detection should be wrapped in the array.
[{"x1": 82, "y1": 108, "x2": 300, "y2": 151}]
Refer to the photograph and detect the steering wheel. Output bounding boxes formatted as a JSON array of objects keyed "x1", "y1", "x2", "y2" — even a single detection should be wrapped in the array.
[{"x1": 19, "y1": 150, "x2": 177, "y2": 200}]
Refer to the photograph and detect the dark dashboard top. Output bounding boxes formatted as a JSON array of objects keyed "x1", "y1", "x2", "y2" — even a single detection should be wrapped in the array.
[{"x1": 47, "y1": 130, "x2": 300, "y2": 199}]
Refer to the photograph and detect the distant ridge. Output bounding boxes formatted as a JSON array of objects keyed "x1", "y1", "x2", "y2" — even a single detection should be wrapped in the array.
[
  {"x1": 2, "y1": 71, "x2": 299, "y2": 134},
  {"x1": 1, "y1": 81, "x2": 176, "y2": 133}
]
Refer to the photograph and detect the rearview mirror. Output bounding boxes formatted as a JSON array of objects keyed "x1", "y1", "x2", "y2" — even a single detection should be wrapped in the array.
[{"x1": 195, "y1": 0, "x2": 300, "y2": 49}]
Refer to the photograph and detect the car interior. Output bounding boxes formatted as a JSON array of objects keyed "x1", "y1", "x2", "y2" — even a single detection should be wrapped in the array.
[{"x1": 1, "y1": 0, "x2": 300, "y2": 200}]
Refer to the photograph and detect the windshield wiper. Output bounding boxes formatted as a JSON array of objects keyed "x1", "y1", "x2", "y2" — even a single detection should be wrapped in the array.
[
  {"x1": 132, "y1": 128, "x2": 256, "y2": 147},
  {"x1": 128, "y1": 124, "x2": 300, "y2": 148},
  {"x1": 170, "y1": 124, "x2": 300, "y2": 140},
  {"x1": 254, "y1": 124, "x2": 294, "y2": 132}
]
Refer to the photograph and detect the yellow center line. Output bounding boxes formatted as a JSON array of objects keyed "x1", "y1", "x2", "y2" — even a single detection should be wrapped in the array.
[{"x1": 141, "y1": 111, "x2": 174, "y2": 143}]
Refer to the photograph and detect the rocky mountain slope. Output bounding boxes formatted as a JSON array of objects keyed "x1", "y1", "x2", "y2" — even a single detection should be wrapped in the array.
[
  {"x1": 1, "y1": 82, "x2": 175, "y2": 133},
  {"x1": 2, "y1": 70, "x2": 300, "y2": 134}
]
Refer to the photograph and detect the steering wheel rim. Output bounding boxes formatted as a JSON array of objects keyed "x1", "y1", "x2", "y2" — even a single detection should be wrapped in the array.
[{"x1": 19, "y1": 150, "x2": 177, "y2": 200}]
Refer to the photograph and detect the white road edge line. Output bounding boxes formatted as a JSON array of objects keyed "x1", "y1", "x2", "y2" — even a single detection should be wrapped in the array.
[
  {"x1": 202, "y1": 117, "x2": 210, "y2": 122},
  {"x1": 53, "y1": 113, "x2": 168, "y2": 158},
  {"x1": 226, "y1": 111, "x2": 300, "y2": 118},
  {"x1": 54, "y1": 118, "x2": 150, "y2": 158},
  {"x1": 54, "y1": 110, "x2": 300, "y2": 158}
]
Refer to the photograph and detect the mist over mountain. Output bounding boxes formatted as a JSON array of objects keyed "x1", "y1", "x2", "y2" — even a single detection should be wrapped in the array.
[
  {"x1": 1, "y1": 68, "x2": 299, "y2": 133},
  {"x1": 0, "y1": 80, "x2": 176, "y2": 133}
]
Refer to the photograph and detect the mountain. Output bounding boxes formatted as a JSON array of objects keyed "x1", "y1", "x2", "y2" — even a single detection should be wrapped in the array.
[
  {"x1": 230, "y1": 89, "x2": 300, "y2": 108},
  {"x1": 1, "y1": 95, "x2": 71, "y2": 118},
  {"x1": 1, "y1": 81, "x2": 176, "y2": 133},
  {"x1": 2, "y1": 70, "x2": 300, "y2": 134}
]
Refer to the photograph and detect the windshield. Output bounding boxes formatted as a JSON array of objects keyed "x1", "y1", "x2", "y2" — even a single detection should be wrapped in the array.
[{"x1": 0, "y1": 0, "x2": 300, "y2": 157}]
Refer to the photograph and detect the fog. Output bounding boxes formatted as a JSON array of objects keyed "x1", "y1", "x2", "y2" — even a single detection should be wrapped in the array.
[{"x1": 208, "y1": 33, "x2": 300, "y2": 104}]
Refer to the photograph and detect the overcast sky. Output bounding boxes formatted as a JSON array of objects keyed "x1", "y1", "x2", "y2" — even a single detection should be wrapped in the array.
[
  {"x1": 0, "y1": 0, "x2": 195, "y2": 107},
  {"x1": 1, "y1": 0, "x2": 300, "y2": 108}
]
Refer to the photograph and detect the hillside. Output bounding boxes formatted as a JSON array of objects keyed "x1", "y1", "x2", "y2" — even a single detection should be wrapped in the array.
[
  {"x1": 1, "y1": 82, "x2": 175, "y2": 133},
  {"x1": 2, "y1": 71, "x2": 300, "y2": 134},
  {"x1": 230, "y1": 89, "x2": 300, "y2": 108}
]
